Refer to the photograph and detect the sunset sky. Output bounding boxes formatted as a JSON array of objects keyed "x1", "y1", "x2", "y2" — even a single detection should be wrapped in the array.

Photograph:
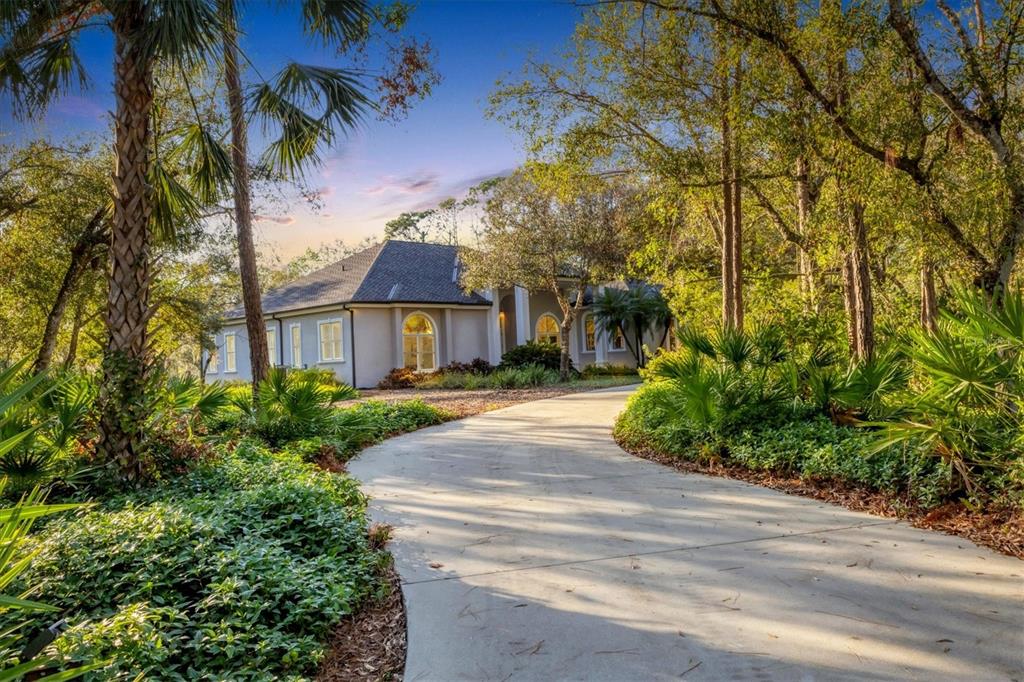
[{"x1": 0, "y1": 1, "x2": 582, "y2": 259}]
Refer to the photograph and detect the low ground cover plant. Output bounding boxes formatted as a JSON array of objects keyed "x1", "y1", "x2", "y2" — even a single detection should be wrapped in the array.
[
  {"x1": 0, "y1": 358, "x2": 446, "y2": 676},
  {"x1": 9, "y1": 440, "x2": 386, "y2": 679},
  {"x1": 618, "y1": 289, "x2": 1024, "y2": 511}
]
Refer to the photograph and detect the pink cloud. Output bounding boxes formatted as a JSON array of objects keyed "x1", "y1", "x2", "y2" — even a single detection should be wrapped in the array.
[
  {"x1": 255, "y1": 215, "x2": 296, "y2": 225},
  {"x1": 363, "y1": 171, "x2": 440, "y2": 197}
]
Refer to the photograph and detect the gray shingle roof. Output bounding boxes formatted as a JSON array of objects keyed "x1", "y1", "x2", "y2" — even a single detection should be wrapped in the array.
[{"x1": 223, "y1": 240, "x2": 489, "y2": 319}]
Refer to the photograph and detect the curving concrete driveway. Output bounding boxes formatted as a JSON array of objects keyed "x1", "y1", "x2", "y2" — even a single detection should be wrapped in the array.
[{"x1": 349, "y1": 386, "x2": 1024, "y2": 681}]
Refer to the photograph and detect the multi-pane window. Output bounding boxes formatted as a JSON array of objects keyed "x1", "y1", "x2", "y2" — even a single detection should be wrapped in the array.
[
  {"x1": 403, "y1": 313, "x2": 436, "y2": 372},
  {"x1": 535, "y1": 314, "x2": 559, "y2": 344},
  {"x1": 319, "y1": 320, "x2": 343, "y2": 361},
  {"x1": 584, "y1": 315, "x2": 596, "y2": 351},
  {"x1": 611, "y1": 326, "x2": 625, "y2": 350},
  {"x1": 266, "y1": 327, "x2": 277, "y2": 366},
  {"x1": 207, "y1": 345, "x2": 219, "y2": 374},
  {"x1": 224, "y1": 333, "x2": 237, "y2": 372},
  {"x1": 290, "y1": 324, "x2": 302, "y2": 368}
]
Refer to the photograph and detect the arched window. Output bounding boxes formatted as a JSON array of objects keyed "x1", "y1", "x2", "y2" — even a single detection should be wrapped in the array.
[
  {"x1": 535, "y1": 314, "x2": 559, "y2": 345},
  {"x1": 403, "y1": 313, "x2": 437, "y2": 372}
]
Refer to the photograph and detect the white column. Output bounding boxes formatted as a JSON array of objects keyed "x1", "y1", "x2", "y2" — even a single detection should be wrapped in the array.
[
  {"x1": 443, "y1": 308, "x2": 454, "y2": 365},
  {"x1": 595, "y1": 285, "x2": 608, "y2": 365},
  {"x1": 392, "y1": 307, "x2": 403, "y2": 368},
  {"x1": 514, "y1": 286, "x2": 530, "y2": 345},
  {"x1": 486, "y1": 289, "x2": 502, "y2": 365}
]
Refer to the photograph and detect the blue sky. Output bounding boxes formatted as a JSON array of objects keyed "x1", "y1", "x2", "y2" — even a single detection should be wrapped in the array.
[{"x1": 1, "y1": 1, "x2": 583, "y2": 258}]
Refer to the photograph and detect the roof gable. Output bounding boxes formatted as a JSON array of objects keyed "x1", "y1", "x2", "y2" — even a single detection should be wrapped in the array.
[{"x1": 222, "y1": 240, "x2": 488, "y2": 319}]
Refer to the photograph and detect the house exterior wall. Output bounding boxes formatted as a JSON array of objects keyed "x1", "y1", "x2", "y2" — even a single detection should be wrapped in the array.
[
  {"x1": 203, "y1": 284, "x2": 669, "y2": 387},
  {"x1": 205, "y1": 304, "x2": 493, "y2": 389}
]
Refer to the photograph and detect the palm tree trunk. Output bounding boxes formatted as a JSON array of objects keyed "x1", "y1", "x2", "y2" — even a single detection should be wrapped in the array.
[
  {"x1": 34, "y1": 205, "x2": 107, "y2": 373},
  {"x1": 98, "y1": 1, "x2": 154, "y2": 483},
  {"x1": 221, "y1": 0, "x2": 270, "y2": 396}
]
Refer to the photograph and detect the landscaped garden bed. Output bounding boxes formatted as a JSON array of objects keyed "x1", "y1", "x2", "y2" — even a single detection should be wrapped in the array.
[
  {"x1": 613, "y1": 289, "x2": 1024, "y2": 559},
  {"x1": 0, "y1": 366, "x2": 450, "y2": 679}
]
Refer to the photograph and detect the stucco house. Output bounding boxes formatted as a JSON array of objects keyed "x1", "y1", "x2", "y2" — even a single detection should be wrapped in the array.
[{"x1": 205, "y1": 239, "x2": 668, "y2": 388}]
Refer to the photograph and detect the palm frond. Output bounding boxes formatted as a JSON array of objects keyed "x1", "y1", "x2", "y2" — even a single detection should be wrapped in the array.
[
  {"x1": 251, "y1": 63, "x2": 368, "y2": 176},
  {"x1": 136, "y1": 0, "x2": 224, "y2": 67},
  {"x1": 301, "y1": 0, "x2": 370, "y2": 45},
  {"x1": 171, "y1": 123, "x2": 232, "y2": 204},
  {"x1": 149, "y1": 161, "x2": 203, "y2": 242}
]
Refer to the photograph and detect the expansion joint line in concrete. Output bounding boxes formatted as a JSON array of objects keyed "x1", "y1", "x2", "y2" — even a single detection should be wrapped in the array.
[{"x1": 401, "y1": 520, "x2": 899, "y2": 587}]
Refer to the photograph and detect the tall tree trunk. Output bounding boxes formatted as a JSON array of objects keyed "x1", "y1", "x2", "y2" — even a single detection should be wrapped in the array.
[
  {"x1": 729, "y1": 64, "x2": 744, "y2": 332},
  {"x1": 719, "y1": 74, "x2": 737, "y2": 330},
  {"x1": 222, "y1": 0, "x2": 270, "y2": 396},
  {"x1": 34, "y1": 206, "x2": 107, "y2": 373},
  {"x1": 795, "y1": 156, "x2": 817, "y2": 312},
  {"x1": 63, "y1": 296, "x2": 86, "y2": 370},
  {"x1": 558, "y1": 319, "x2": 572, "y2": 381},
  {"x1": 845, "y1": 202, "x2": 874, "y2": 360},
  {"x1": 98, "y1": 2, "x2": 154, "y2": 482},
  {"x1": 920, "y1": 257, "x2": 938, "y2": 332}
]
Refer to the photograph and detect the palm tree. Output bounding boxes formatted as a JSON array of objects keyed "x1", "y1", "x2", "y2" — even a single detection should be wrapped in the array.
[
  {"x1": 218, "y1": 0, "x2": 369, "y2": 395},
  {"x1": 592, "y1": 285, "x2": 671, "y2": 368},
  {"x1": 1, "y1": 0, "x2": 225, "y2": 480}
]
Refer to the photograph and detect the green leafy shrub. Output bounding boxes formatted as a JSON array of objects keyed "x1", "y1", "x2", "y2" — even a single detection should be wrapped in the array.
[
  {"x1": 581, "y1": 364, "x2": 638, "y2": 378},
  {"x1": 499, "y1": 341, "x2": 569, "y2": 372},
  {"x1": 620, "y1": 289, "x2": 1024, "y2": 509},
  {"x1": 439, "y1": 358, "x2": 493, "y2": 375},
  {"x1": 871, "y1": 287, "x2": 1024, "y2": 500},
  {"x1": 377, "y1": 367, "x2": 420, "y2": 389},
  {"x1": 12, "y1": 441, "x2": 384, "y2": 679},
  {"x1": 218, "y1": 368, "x2": 360, "y2": 447},
  {"x1": 0, "y1": 478, "x2": 90, "y2": 678}
]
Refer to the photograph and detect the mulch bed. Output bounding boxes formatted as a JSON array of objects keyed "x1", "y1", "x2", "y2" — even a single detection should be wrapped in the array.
[
  {"x1": 349, "y1": 381, "x2": 638, "y2": 420},
  {"x1": 317, "y1": 563, "x2": 406, "y2": 681},
  {"x1": 621, "y1": 438, "x2": 1024, "y2": 559}
]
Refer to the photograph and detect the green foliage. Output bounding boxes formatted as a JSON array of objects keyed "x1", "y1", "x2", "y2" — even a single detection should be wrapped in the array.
[
  {"x1": 0, "y1": 479, "x2": 89, "y2": 679},
  {"x1": 871, "y1": 288, "x2": 1024, "y2": 500},
  {"x1": 580, "y1": 364, "x2": 638, "y2": 378},
  {"x1": 220, "y1": 368, "x2": 360, "y2": 447},
  {"x1": 10, "y1": 441, "x2": 383, "y2": 679},
  {"x1": 624, "y1": 290, "x2": 1024, "y2": 508},
  {"x1": 592, "y1": 285, "x2": 671, "y2": 368},
  {"x1": 499, "y1": 341, "x2": 567, "y2": 372}
]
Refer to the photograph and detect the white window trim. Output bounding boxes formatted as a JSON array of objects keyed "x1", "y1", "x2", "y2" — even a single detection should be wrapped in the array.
[
  {"x1": 535, "y1": 313, "x2": 560, "y2": 344},
  {"x1": 290, "y1": 323, "x2": 303, "y2": 368},
  {"x1": 223, "y1": 332, "x2": 237, "y2": 373},
  {"x1": 609, "y1": 325, "x2": 627, "y2": 352},
  {"x1": 266, "y1": 325, "x2": 278, "y2": 368},
  {"x1": 318, "y1": 318, "x2": 345, "y2": 363},
  {"x1": 582, "y1": 313, "x2": 596, "y2": 352},
  {"x1": 402, "y1": 311, "x2": 438, "y2": 373}
]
